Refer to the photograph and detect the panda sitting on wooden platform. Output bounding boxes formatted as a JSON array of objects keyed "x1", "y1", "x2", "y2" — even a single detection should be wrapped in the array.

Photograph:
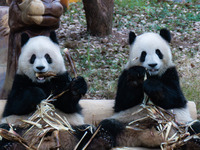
[
  {"x1": 0, "y1": 32, "x2": 92, "y2": 150},
  {"x1": 95, "y1": 29, "x2": 200, "y2": 149}
]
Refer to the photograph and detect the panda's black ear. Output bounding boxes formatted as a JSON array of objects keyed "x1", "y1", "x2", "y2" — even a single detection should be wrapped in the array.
[
  {"x1": 129, "y1": 31, "x2": 136, "y2": 45},
  {"x1": 21, "y1": 33, "x2": 30, "y2": 47},
  {"x1": 160, "y1": 29, "x2": 171, "y2": 43},
  {"x1": 49, "y1": 31, "x2": 59, "y2": 44}
]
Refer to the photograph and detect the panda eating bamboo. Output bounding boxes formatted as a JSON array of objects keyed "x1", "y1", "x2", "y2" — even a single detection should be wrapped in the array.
[
  {"x1": 0, "y1": 31, "x2": 93, "y2": 150},
  {"x1": 94, "y1": 29, "x2": 200, "y2": 149}
]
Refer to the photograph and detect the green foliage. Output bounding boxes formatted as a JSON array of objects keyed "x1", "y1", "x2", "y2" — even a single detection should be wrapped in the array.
[
  {"x1": 114, "y1": 0, "x2": 148, "y2": 8},
  {"x1": 114, "y1": 0, "x2": 200, "y2": 32}
]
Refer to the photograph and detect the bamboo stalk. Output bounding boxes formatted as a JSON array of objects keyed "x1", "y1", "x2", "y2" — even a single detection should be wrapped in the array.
[{"x1": 63, "y1": 48, "x2": 78, "y2": 78}]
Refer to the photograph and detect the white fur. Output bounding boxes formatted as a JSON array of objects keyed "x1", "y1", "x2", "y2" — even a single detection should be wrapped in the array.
[
  {"x1": 125, "y1": 32, "x2": 174, "y2": 76},
  {"x1": 17, "y1": 36, "x2": 66, "y2": 82},
  {"x1": 169, "y1": 107, "x2": 192, "y2": 124}
]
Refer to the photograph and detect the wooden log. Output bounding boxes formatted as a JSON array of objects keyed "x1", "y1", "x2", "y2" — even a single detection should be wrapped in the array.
[{"x1": 82, "y1": 0, "x2": 114, "y2": 37}]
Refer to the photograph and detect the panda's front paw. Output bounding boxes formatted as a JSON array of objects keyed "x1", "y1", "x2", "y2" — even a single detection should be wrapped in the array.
[
  {"x1": 143, "y1": 79, "x2": 163, "y2": 99},
  {"x1": 71, "y1": 76, "x2": 87, "y2": 96},
  {"x1": 127, "y1": 66, "x2": 146, "y2": 86}
]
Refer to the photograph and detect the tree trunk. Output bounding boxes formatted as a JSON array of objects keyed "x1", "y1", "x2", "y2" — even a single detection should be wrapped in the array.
[{"x1": 82, "y1": 0, "x2": 114, "y2": 37}]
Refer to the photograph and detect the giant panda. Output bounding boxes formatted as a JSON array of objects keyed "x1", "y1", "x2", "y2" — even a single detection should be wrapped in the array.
[
  {"x1": 0, "y1": 31, "x2": 93, "y2": 150},
  {"x1": 114, "y1": 28, "x2": 192, "y2": 124},
  {"x1": 92, "y1": 29, "x2": 200, "y2": 149}
]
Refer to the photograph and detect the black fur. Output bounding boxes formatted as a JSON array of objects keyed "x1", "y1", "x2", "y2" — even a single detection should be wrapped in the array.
[
  {"x1": 156, "y1": 49, "x2": 163, "y2": 59},
  {"x1": 86, "y1": 119, "x2": 125, "y2": 149},
  {"x1": 114, "y1": 66, "x2": 187, "y2": 112},
  {"x1": 45, "y1": 54, "x2": 52, "y2": 64},
  {"x1": 30, "y1": 54, "x2": 36, "y2": 64},
  {"x1": 21, "y1": 33, "x2": 30, "y2": 47},
  {"x1": 144, "y1": 67, "x2": 187, "y2": 109},
  {"x1": 140, "y1": 51, "x2": 147, "y2": 62},
  {"x1": 114, "y1": 66, "x2": 145, "y2": 112},
  {"x1": 49, "y1": 31, "x2": 59, "y2": 44},
  {"x1": 3, "y1": 72, "x2": 87, "y2": 117},
  {"x1": 160, "y1": 28, "x2": 171, "y2": 43},
  {"x1": 129, "y1": 31, "x2": 136, "y2": 45},
  {"x1": 99, "y1": 119, "x2": 125, "y2": 139}
]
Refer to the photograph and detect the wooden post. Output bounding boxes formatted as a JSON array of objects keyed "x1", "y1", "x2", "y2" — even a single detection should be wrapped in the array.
[
  {"x1": 0, "y1": 0, "x2": 63, "y2": 99},
  {"x1": 82, "y1": 0, "x2": 114, "y2": 37}
]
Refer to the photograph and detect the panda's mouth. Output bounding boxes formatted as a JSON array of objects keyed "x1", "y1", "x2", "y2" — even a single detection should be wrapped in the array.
[
  {"x1": 35, "y1": 72, "x2": 56, "y2": 83},
  {"x1": 147, "y1": 69, "x2": 159, "y2": 75},
  {"x1": 35, "y1": 73, "x2": 47, "y2": 83},
  {"x1": 36, "y1": 76, "x2": 46, "y2": 83},
  {"x1": 148, "y1": 69, "x2": 159, "y2": 72},
  {"x1": 37, "y1": 76, "x2": 45, "y2": 81}
]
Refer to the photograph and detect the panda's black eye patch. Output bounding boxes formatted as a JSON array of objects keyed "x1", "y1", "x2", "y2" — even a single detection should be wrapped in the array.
[
  {"x1": 140, "y1": 51, "x2": 147, "y2": 62},
  {"x1": 45, "y1": 54, "x2": 52, "y2": 64},
  {"x1": 156, "y1": 49, "x2": 163, "y2": 59},
  {"x1": 30, "y1": 54, "x2": 36, "y2": 64}
]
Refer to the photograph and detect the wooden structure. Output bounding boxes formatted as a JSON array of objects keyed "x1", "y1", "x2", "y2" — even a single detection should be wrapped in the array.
[{"x1": 0, "y1": 0, "x2": 63, "y2": 99}]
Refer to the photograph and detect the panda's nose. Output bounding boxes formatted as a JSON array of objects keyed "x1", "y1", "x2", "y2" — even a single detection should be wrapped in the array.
[
  {"x1": 36, "y1": 66, "x2": 45, "y2": 71},
  {"x1": 148, "y1": 63, "x2": 157, "y2": 68}
]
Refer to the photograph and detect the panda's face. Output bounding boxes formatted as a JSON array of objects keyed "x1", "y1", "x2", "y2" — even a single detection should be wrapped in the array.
[
  {"x1": 17, "y1": 35, "x2": 66, "y2": 83},
  {"x1": 29, "y1": 53, "x2": 53, "y2": 83},
  {"x1": 126, "y1": 31, "x2": 174, "y2": 76},
  {"x1": 139, "y1": 49, "x2": 164, "y2": 76}
]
